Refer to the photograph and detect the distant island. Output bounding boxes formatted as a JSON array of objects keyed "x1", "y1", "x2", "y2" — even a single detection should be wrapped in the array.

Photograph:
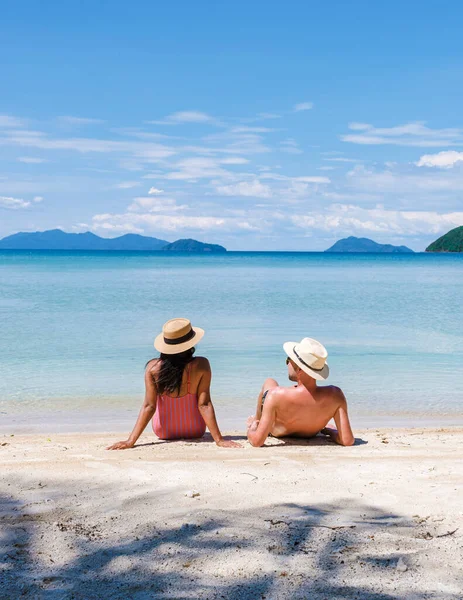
[
  {"x1": 426, "y1": 226, "x2": 463, "y2": 253},
  {"x1": 163, "y1": 239, "x2": 226, "y2": 253},
  {"x1": 0, "y1": 229, "x2": 227, "y2": 253},
  {"x1": 325, "y1": 236, "x2": 414, "y2": 253}
]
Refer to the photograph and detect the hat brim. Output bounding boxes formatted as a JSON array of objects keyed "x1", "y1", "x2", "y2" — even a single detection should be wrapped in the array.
[
  {"x1": 154, "y1": 327, "x2": 204, "y2": 355},
  {"x1": 283, "y1": 341, "x2": 329, "y2": 381}
]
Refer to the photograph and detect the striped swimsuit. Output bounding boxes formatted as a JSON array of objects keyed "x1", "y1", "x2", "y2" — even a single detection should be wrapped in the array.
[{"x1": 152, "y1": 364, "x2": 206, "y2": 440}]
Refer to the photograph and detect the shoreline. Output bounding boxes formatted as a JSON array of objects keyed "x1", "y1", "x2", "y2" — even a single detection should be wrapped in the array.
[
  {"x1": 2, "y1": 408, "x2": 463, "y2": 435},
  {"x1": 1, "y1": 428, "x2": 462, "y2": 599}
]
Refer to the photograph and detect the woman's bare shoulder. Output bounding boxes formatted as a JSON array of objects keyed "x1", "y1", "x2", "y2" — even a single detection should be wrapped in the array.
[
  {"x1": 145, "y1": 358, "x2": 160, "y2": 373},
  {"x1": 191, "y1": 356, "x2": 211, "y2": 371}
]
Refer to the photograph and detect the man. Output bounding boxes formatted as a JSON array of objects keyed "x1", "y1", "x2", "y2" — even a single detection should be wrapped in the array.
[{"x1": 247, "y1": 337, "x2": 355, "y2": 447}]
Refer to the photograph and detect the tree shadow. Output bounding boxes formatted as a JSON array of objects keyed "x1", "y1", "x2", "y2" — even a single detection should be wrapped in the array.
[{"x1": 1, "y1": 487, "x2": 460, "y2": 599}]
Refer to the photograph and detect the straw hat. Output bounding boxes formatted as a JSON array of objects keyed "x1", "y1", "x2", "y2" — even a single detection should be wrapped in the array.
[
  {"x1": 154, "y1": 318, "x2": 204, "y2": 354},
  {"x1": 283, "y1": 337, "x2": 329, "y2": 380}
]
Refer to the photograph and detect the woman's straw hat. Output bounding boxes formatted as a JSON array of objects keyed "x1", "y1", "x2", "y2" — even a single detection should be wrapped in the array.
[
  {"x1": 154, "y1": 318, "x2": 204, "y2": 354},
  {"x1": 283, "y1": 337, "x2": 329, "y2": 381}
]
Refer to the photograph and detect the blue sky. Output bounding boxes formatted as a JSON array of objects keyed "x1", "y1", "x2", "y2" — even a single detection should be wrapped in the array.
[{"x1": 1, "y1": 0, "x2": 463, "y2": 250}]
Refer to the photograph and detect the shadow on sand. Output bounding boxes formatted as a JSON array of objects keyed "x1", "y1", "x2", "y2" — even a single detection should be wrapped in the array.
[
  {"x1": 132, "y1": 432, "x2": 367, "y2": 448},
  {"x1": 1, "y1": 483, "x2": 459, "y2": 600}
]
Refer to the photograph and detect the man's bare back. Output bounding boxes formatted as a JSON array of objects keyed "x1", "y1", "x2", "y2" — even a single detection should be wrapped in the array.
[{"x1": 247, "y1": 337, "x2": 355, "y2": 447}]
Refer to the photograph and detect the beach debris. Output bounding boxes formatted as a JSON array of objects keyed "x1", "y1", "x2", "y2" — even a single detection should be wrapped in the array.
[
  {"x1": 241, "y1": 472, "x2": 258, "y2": 482},
  {"x1": 436, "y1": 528, "x2": 458, "y2": 538},
  {"x1": 185, "y1": 490, "x2": 200, "y2": 498},
  {"x1": 414, "y1": 515, "x2": 430, "y2": 524},
  {"x1": 264, "y1": 519, "x2": 290, "y2": 526},
  {"x1": 54, "y1": 520, "x2": 102, "y2": 540},
  {"x1": 396, "y1": 557, "x2": 408, "y2": 572},
  {"x1": 267, "y1": 543, "x2": 285, "y2": 554},
  {"x1": 417, "y1": 531, "x2": 434, "y2": 540},
  {"x1": 307, "y1": 524, "x2": 356, "y2": 531}
]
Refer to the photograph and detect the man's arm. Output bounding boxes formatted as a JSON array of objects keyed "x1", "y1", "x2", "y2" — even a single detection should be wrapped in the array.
[
  {"x1": 322, "y1": 389, "x2": 355, "y2": 446},
  {"x1": 247, "y1": 393, "x2": 277, "y2": 447}
]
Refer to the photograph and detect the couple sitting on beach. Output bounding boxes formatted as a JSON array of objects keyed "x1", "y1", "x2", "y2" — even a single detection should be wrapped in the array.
[{"x1": 108, "y1": 318, "x2": 355, "y2": 450}]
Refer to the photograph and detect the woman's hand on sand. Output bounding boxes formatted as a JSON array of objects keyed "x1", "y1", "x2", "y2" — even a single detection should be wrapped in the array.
[
  {"x1": 106, "y1": 440, "x2": 135, "y2": 450},
  {"x1": 216, "y1": 437, "x2": 241, "y2": 448}
]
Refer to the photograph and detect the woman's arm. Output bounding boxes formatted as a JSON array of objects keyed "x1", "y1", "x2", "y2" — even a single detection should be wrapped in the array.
[
  {"x1": 107, "y1": 362, "x2": 158, "y2": 450},
  {"x1": 197, "y1": 358, "x2": 240, "y2": 448}
]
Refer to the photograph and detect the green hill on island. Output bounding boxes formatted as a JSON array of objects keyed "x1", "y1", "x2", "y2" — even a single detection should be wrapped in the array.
[
  {"x1": 162, "y1": 239, "x2": 226, "y2": 253},
  {"x1": 325, "y1": 236, "x2": 413, "y2": 253},
  {"x1": 426, "y1": 226, "x2": 463, "y2": 253},
  {"x1": 0, "y1": 229, "x2": 227, "y2": 253}
]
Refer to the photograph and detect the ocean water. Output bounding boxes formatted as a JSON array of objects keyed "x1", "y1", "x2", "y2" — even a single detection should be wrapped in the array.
[{"x1": 0, "y1": 251, "x2": 462, "y2": 433}]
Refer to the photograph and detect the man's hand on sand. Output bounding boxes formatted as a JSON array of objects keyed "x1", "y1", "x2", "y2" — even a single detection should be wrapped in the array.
[
  {"x1": 106, "y1": 440, "x2": 135, "y2": 450},
  {"x1": 216, "y1": 437, "x2": 241, "y2": 448}
]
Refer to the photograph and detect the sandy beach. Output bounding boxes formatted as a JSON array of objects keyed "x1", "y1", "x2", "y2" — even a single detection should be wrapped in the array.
[{"x1": 1, "y1": 428, "x2": 462, "y2": 600}]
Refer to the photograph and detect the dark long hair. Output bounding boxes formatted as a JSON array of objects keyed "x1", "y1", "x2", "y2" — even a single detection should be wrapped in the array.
[{"x1": 149, "y1": 348, "x2": 195, "y2": 395}]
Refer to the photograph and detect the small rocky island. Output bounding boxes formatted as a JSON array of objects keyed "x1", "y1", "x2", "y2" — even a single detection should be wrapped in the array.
[
  {"x1": 426, "y1": 226, "x2": 463, "y2": 253},
  {"x1": 0, "y1": 229, "x2": 227, "y2": 253},
  {"x1": 162, "y1": 239, "x2": 226, "y2": 253},
  {"x1": 325, "y1": 236, "x2": 414, "y2": 253}
]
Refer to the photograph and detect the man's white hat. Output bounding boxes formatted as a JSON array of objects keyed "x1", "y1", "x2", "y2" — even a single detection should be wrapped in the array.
[{"x1": 283, "y1": 337, "x2": 329, "y2": 381}]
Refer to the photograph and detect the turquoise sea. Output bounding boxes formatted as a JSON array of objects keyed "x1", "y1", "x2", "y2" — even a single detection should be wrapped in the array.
[{"x1": 1, "y1": 251, "x2": 462, "y2": 433}]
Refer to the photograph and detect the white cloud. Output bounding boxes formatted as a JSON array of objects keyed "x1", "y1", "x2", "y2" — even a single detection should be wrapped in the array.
[
  {"x1": 215, "y1": 180, "x2": 272, "y2": 198},
  {"x1": 294, "y1": 102, "x2": 314, "y2": 112},
  {"x1": 33, "y1": 196, "x2": 43, "y2": 203},
  {"x1": 347, "y1": 123, "x2": 371, "y2": 131},
  {"x1": 280, "y1": 138, "x2": 303, "y2": 155},
  {"x1": 115, "y1": 181, "x2": 141, "y2": 189},
  {"x1": 17, "y1": 157, "x2": 48, "y2": 164},
  {"x1": 92, "y1": 212, "x2": 227, "y2": 233},
  {"x1": 325, "y1": 157, "x2": 362, "y2": 163},
  {"x1": 0, "y1": 115, "x2": 25, "y2": 128},
  {"x1": 58, "y1": 116, "x2": 105, "y2": 125},
  {"x1": 1, "y1": 130, "x2": 176, "y2": 157},
  {"x1": 342, "y1": 121, "x2": 463, "y2": 147},
  {"x1": 0, "y1": 195, "x2": 31, "y2": 209},
  {"x1": 157, "y1": 157, "x2": 232, "y2": 181},
  {"x1": 347, "y1": 164, "x2": 463, "y2": 193},
  {"x1": 230, "y1": 126, "x2": 276, "y2": 133},
  {"x1": 416, "y1": 151, "x2": 463, "y2": 169},
  {"x1": 201, "y1": 130, "x2": 271, "y2": 155},
  {"x1": 128, "y1": 196, "x2": 187, "y2": 213},
  {"x1": 148, "y1": 187, "x2": 164, "y2": 195},
  {"x1": 295, "y1": 176, "x2": 331, "y2": 184},
  {"x1": 220, "y1": 157, "x2": 249, "y2": 165},
  {"x1": 148, "y1": 111, "x2": 219, "y2": 126},
  {"x1": 291, "y1": 204, "x2": 463, "y2": 236}
]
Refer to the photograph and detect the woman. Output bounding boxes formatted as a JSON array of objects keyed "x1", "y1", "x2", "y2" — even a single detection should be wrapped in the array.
[{"x1": 107, "y1": 318, "x2": 239, "y2": 449}]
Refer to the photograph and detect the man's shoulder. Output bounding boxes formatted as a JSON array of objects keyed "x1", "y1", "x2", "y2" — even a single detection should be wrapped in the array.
[
  {"x1": 319, "y1": 384, "x2": 346, "y2": 402},
  {"x1": 266, "y1": 386, "x2": 296, "y2": 403}
]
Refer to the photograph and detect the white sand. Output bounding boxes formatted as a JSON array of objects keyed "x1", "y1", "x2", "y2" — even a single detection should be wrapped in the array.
[{"x1": 1, "y1": 428, "x2": 462, "y2": 599}]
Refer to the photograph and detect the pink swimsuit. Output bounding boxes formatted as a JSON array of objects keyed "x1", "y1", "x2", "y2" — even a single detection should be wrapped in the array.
[{"x1": 152, "y1": 364, "x2": 206, "y2": 440}]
